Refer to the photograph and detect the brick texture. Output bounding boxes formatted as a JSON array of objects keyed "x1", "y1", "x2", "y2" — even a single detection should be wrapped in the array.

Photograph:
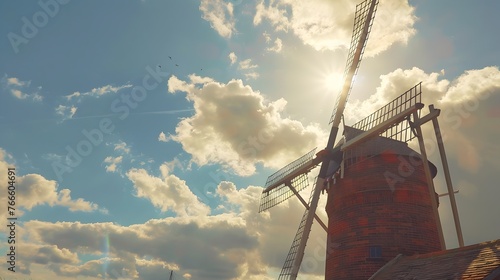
[{"x1": 325, "y1": 154, "x2": 442, "y2": 280}]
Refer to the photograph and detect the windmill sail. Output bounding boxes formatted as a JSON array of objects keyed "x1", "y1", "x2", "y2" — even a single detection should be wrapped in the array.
[
  {"x1": 351, "y1": 82, "x2": 422, "y2": 142},
  {"x1": 261, "y1": 1, "x2": 380, "y2": 279},
  {"x1": 260, "y1": 173, "x2": 310, "y2": 213},
  {"x1": 278, "y1": 201, "x2": 310, "y2": 279},
  {"x1": 342, "y1": 83, "x2": 423, "y2": 169},
  {"x1": 259, "y1": 148, "x2": 317, "y2": 212},
  {"x1": 279, "y1": 157, "x2": 342, "y2": 279},
  {"x1": 285, "y1": 1, "x2": 379, "y2": 279},
  {"x1": 329, "y1": 0, "x2": 379, "y2": 126}
]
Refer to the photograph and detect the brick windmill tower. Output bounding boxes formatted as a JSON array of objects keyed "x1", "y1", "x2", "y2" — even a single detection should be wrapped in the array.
[{"x1": 257, "y1": 0, "x2": 466, "y2": 279}]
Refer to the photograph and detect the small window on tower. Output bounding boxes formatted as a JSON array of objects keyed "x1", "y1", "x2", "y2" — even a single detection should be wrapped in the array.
[{"x1": 368, "y1": 246, "x2": 382, "y2": 259}]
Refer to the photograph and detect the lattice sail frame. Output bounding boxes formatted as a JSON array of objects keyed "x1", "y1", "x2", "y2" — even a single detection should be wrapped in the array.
[
  {"x1": 259, "y1": 148, "x2": 317, "y2": 212},
  {"x1": 343, "y1": 82, "x2": 422, "y2": 169},
  {"x1": 259, "y1": 173, "x2": 310, "y2": 212},
  {"x1": 278, "y1": 181, "x2": 316, "y2": 280},
  {"x1": 264, "y1": 148, "x2": 317, "y2": 189},
  {"x1": 329, "y1": 0, "x2": 379, "y2": 124}
]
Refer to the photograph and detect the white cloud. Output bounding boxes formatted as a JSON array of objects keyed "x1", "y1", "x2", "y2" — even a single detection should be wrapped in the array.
[
  {"x1": 200, "y1": 0, "x2": 236, "y2": 38},
  {"x1": 64, "y1": 83, "x2": 131, "y2": 101},
  {"x1": 64, "y1": 91, "x2": 80, "y2": 101},
  {"x1": 85, "y1": 84, "x2": 132, "y2": 97},
  {"x1": 227, "y1": 55, "x2": 260, "y2": 80},
  {"x1": 346, "y1": 65, "x2": 500, "y2": 179},
  {"x1": 167, "y1": 75, "x2": 326, "y2": 176},
  {"x1": 21, "y1": 177, "x2": 327, "y2": 280},
  {"x1": 244, "y1": 72, "x2": 260, "y2": 80},
  {"x1": 55, "y1": 104, "x2": 78, "y2": 120},
  {"x1": 262, "y1": 32, "x2": 283, "y2": 53},
  {"x1": 0, "y1": 150, "x2": 103, "y2": 224},
  {"x1": 229, "y1": 52, "x2": 238, "y2": 65},
  {"x1": 267, "y1": 37, "x2": 283, "y2": 53},
  {"x1": 188, "y1": 73, "x2": 214, "y2": 84},
  {"x1": 158, "y1": 131, "x2": 170, "y2": 142},
  {"x1": 104, "y1": 156, "x2": 123, "y2": 173},
  {"x1": 25, "y1": 243, "x2": 80, "y2": 265},
  {"x1": 32, "y1": 92, "x2": 43, "y2": 101},
  {"x1": 254, "y1": 0, "x2": 289, "y2": 32},
  {"x1": 238, "y1": 59, "x2": 259, "y2": 80},
  {"x1": 167, "y1": 75, "x2": 192, "y2": 93},
  {"x1": 239, "y1": 58, "x2": 258, "y2": 70},
  {"x1": 7, "y1": 77, "x2": 28, "y2": 86},
  {"x1": 126, "y1": 164, "x2": 211, "y2": 217},
  {"x1": 16, "y1": 174, "x2": 100, "y2": 212},
  {"x1": 263, "y1": 31, "x2": 271, "y2": 43},
  {"x1": 11, "y1": 89, "x2": 28, "y2": 99},
  {"x1": 4, "y1": 138, "x2": 326, "y2": 279},
  {"x1": 1, "y1": 75, "x2": 43, "y2": 102},
  {"x1": 114, "y1": 140, "x2": 131, "y2": 154},
  {"x1": 254, "y1": 0, "x2": 417, "y2": 56}
]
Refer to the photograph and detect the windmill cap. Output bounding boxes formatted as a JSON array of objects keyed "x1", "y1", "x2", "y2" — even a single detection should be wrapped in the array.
[{"x1": 338, "y1": 126, "x2": 438, "y2": 178}]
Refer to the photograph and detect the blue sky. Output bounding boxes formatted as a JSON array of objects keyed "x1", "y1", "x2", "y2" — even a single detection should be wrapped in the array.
[{"x1": 1, "y1": 0, "x2": 499, "y2": 279}]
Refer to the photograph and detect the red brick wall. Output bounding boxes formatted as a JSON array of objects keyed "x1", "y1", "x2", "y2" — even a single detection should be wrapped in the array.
[{"x1": 324, "y1": 154, "x2": 442, "y2": 280}]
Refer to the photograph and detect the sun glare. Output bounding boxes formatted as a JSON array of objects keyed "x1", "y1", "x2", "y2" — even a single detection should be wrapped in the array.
[{"x1": 323, "y1": 72, "x2": 344, "y2": 92}]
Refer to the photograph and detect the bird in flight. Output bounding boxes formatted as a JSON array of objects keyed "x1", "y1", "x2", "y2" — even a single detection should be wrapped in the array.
[
  {"x1": 168, "y1": 56, "x2": 172, "y2": 60},
  {"x1": 175, "y1": 64, "x2": 179, "y2": 67}
]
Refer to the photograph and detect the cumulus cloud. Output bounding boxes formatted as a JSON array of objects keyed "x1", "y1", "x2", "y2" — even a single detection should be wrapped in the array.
[
  {"x1": 200, "y1": 0, "x2": 236, "y2": 38},
  {"x1": 166, "y1": 75, "x2": 326, "y2": 176},
  {"x1": 16, "y1": 174, "x2": 100, "y2": 212},
  {"x1": 229, "y1": 52, "x2": 238, "y2": 65},
  {"x1": 158, "y1": 131, "x2": 169, "y2": 142},
  {"x1": 254, "y1": 0, "x2": 417, "y2": 56},
  {"x1": 239, "y1": 59, "x2": 258, "y2": 70},
  {"x1": 0, "y1": 149, "x2": 103, "y2": 225},
  {"x1": 23, "y1": 212, "x2": 264, "y2": 279},
  {"x1": 55, "y1": 105, "x2": 78, "y2": 121},
  {"x1": 22, "y1": 176, "x2": 327, "y2": 280},
  {"x1": 268, "y1": 37, "x2": 283, "y2": 53},
  {"x1": 228, "y1": 55, "x2": 260, "y2": 80},
  {"x1": 22, "y1": 243, "x2": 80, "y2": 266},
  {"x1": 1, "y1": 75, "x2": 43, "y2": 101},
  {"x1": 104, "y1": 156, "x2": 123, "y2": 172},
  {"x1": 6, "y1": 77, "x2": 28, "y2": 86},
  {"x1": 5, "y1": 143, "x2": 324, "y2": 279},
  {"x1": 126, "y1": 163, "x2": 211, "y2": 216},
  {"x1": 12, "y1": 89, "x2": 28, "y2": 99},
  {"x1": 244, "y1": 72, "x2": 260, "y2": 80},
  {"x1": 345, "y1": 66, "x2": 500, "y2": 174},
  {"x1": 114, "y1": 140, "x2": 131, "y2": 154}
]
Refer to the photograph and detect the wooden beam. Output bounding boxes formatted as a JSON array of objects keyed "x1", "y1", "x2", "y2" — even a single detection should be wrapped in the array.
[
  {"x1": 412, "y1": 105, "x2": 440, "y2": 126},
  {"x1": 413, "y1": 111, "x2": 446, "y2": 250},
  {"x1": 430, "y1": 104, "x2": 464, "y2": 247},
  {"x1": 287, "y1": 184, "x2": 328, "y2": 232}
]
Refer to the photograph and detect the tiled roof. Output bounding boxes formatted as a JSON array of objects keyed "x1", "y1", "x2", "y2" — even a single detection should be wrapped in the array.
[{"x1": 369, "y1": 239, "x2": 500, "y2": 280}]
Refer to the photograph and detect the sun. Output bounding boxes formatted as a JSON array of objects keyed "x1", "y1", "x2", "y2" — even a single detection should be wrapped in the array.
[{"x1": 323, "y1": 72, "x2": 344, "y2": 92}]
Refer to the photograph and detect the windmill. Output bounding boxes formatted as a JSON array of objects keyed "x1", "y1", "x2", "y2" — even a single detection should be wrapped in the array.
[{"x1": 258, "y1": 0, "x2": 464, "y2": 279}]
